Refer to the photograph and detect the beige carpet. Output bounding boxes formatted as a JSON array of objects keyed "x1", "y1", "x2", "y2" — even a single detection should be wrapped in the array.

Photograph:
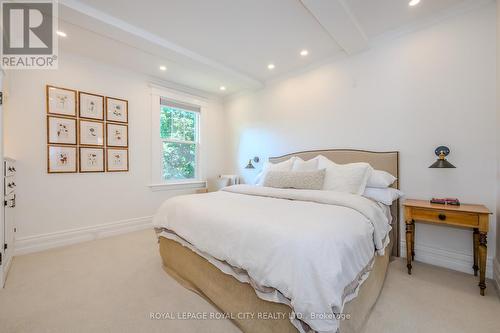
[{"x1": 0, "y1": 229, "x2": 499, "y2": 333}]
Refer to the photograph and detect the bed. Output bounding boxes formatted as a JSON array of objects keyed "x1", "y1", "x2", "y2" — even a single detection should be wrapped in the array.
[{"x1": 154, "y1": 149, "x2": 400, "y2": 333}]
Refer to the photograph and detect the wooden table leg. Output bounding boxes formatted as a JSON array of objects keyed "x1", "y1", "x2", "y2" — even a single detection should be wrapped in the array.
[
  {"x1": 473, "y1": 228, "x2": 479, "y2": 276},
  {"x1": 411, "y1": 222, "x2": 415, "y2": 261},
  {"x1": 406, "y1": 219, "x2": 413, "y2": 274},
  {"x1": 478, "y1": 232, "x2": 487, "y2": 296}
]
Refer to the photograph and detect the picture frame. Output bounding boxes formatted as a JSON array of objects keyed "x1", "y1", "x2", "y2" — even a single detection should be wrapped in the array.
[
  {"x1": 48, "y1": 145, "x2": 78, "y2": 173},
  {"x1": 79, "y1": 92, "x2": 104, "y2": 120},
  {"x1": 47, "y1": 116, "x2": 77, "y2": 145},
  {"x1": 46, "y1": 85, "x2": 77, "y2": 117},
  {"x1": 79, "y1": 147, "x2": 105, "y2": 173},
  {"x1": 106, "y1": 148, "x2": 129, "y2": 172},
  {"x1": 106, "y1": 123, "x2": 128, "y2": 147},
  {"x1": 79, "y1": 120, "x2": 104, "y2": 146},
  {"x1": 106, "y1": 97, "x2": 128, "y2": 123}
]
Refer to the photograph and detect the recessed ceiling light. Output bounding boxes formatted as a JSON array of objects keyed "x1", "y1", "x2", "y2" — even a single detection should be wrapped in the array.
[
  {"x1": 300, "y1": 49, "x2": 309, "y2": 56},
  {"x1": 408, "y1": 0, "x2": 420, "y2": 6},
  {"x1": 159, "y1": 65, "x2": 167, "y2": 71},
  {"x1": 56, "y1": 31, "x2": 67, "y2": 37},
  {"x1": 267, "y1": 63, "x2": 275, "y2": 70},
  {"x1": 219, "y1": 86, "x2": 226, "y2": 91}
]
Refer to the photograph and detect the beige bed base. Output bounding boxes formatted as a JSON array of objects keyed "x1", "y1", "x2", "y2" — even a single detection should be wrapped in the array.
[
  {"x1": 159, "y1": 149, "x2": 399, "y2": 333},
  {"x1": 160, "y1": 237, "x2": 391, "y2": 333}
]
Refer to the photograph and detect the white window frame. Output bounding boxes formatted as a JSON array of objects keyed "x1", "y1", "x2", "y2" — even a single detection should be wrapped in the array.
[{"x1": 149, "y1": 85, "x2": 207, "y2": 191}]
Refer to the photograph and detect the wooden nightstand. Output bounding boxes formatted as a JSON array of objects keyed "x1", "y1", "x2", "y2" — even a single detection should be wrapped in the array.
[{"x1": 403, "y1": 199, "x2": 491, "y2": 296}]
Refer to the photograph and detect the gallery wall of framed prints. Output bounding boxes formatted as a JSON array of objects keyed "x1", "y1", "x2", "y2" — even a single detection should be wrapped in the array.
[{"x1": 46, "y1": 85, "x2": 129, "y2": 173}]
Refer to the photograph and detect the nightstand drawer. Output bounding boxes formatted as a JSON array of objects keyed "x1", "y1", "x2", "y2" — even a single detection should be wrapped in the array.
[{"x1": 412, "y1": 208, "x2": 479, "y2": 227}]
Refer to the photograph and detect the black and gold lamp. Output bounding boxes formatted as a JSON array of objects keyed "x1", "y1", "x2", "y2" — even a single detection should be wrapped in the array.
[
  {"x1": 429, "y1": 146, "x2": 456, "y2": 169},
  {"x1": 245, "y1": 156, "x2": 260, "y2": 169}
]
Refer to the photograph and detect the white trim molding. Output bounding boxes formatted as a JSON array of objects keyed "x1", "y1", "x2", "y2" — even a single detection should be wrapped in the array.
[
  {"x1": 14, "y1": 216, "x2": 153, "y2": 256},
  {"x1": 400, "y1": 241, "x2": 494, "y2": 279},
  {"x1": 150, "y1": 84, "x2": 210, "y2": 106},
  {"x1": 148, "y1": 180, "x2": 207, "y2": 192}
]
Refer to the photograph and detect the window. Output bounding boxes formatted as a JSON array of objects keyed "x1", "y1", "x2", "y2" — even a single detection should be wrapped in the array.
[
  {"x1": 150, "y1": 86, "x2": 207, "y2": 190},
  {"x1": 160, "y1": 98, "x2": 200, "y2": 182}
]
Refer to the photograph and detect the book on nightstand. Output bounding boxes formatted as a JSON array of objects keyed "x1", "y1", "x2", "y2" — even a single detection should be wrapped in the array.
[{"x1": 430, "y1": 197, "x2": 460, "y2": 206}]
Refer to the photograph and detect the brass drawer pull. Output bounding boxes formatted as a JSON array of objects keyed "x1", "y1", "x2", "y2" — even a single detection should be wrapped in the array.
[{"x1": 438, "y1": 214, "x2": 446, "y2": 221}]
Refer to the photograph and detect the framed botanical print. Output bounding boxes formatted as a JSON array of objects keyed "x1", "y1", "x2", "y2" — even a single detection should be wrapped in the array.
[
  {"x1": 47, "y1": 116, "x2": 77, "y2": 145},
  {"x1": 106, "y1": 97, "x2": 128, "y2": 123},
  {"x1": 47, "y1": 85, "x2": 77, "y2": 117},
  {"x1": 79, "y1": 120, "x2": 104, "y2": 146},
  {"x1": 106, "y1": 123, "x2": 128, "y2": 147},
  {"x1": 79, "y1": 147, "x2": 105, "y2": 173},
  {"x1": 106, "y1": 148, "x2": 128, "y2": 172},
  {"x1": 79, "y1": 92, "x2": 104, "y2": 120},
  {"x1": 48, "y1": 145, "x2": 78, "y2": 173}
]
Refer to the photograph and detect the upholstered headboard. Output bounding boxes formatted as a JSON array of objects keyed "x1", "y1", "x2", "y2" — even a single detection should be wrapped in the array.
[{"x1": 269, "y1": 149, "x2": 400, "y2": 257}]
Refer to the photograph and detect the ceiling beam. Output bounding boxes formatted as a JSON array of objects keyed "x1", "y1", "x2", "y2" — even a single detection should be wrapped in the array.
[
  {"x1": 301, "y1": 0, "x2": 368, "y2": 55},
  {"x1": 58, "y1": 0, "x2": 263, "y2": 89}
]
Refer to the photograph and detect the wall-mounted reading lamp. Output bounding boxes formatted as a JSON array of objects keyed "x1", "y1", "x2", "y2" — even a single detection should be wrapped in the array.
[
  {"x1": 429, "y1": 146, "x2": 456, "y2": 168},
  {"x1": 245, "y1": 156, "x2": 260, "y2": 169}
]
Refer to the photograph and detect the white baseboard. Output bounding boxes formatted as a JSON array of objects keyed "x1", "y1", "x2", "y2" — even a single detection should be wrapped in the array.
[
  {"x1": 494, "y1": 258, "x2": 500, "y2": 295},
  {"x1": 400, "y1": 241, "x2": 494, "y2": 279},
  {"x1": 14, "y1": 216, "x2": 153, "y2": 256}
]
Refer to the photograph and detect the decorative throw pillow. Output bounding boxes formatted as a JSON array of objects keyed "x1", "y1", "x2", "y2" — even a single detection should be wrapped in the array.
[
  {"x1": 292, "y1": 158, "x2": 319, "y2": 172},
  {"x1": 366, "y1": 169, "x2": 397, "y2": 188},
  {"x1": 314, "y1": 155, "x2": 372, "y2": 195},
  {"x1": 255, "y1": 157, "x2": 297, "y2": 185},
  {"x1": 263, "y1": 169, "x2": 326, "y2": 190}
]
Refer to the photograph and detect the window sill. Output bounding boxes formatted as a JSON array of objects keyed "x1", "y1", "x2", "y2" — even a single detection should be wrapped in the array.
[{"x1": 148, "y1": 180, "x2": 207, "y2": 192}]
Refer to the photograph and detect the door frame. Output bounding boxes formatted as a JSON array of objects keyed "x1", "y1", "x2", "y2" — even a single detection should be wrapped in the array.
[{"x1": 0, "y1": 70, "x2": 5, "y2": 287}]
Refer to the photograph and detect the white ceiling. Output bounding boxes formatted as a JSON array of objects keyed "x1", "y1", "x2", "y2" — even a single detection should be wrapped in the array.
[
  {"x1": 57, "y1": 0, "x2": 489, "y2": 96},
  {"x1": 347, "y1": 0, "x2": 469, "y2": 39},
  {"x1": 58, "y1": 21, "x2": 245, "y2": 93},
  {"x1": 74, "y1": 0, "x2": 344, "y2": 81}
]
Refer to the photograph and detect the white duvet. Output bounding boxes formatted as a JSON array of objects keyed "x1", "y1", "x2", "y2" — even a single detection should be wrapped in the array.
[{"x1": 153, "y1": 185, "x2": 391, "y2": 333}]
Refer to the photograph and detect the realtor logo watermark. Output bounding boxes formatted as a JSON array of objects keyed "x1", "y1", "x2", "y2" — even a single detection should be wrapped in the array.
[{"x1": 1, "y1": 0, "x2": 58, "y2": 69}]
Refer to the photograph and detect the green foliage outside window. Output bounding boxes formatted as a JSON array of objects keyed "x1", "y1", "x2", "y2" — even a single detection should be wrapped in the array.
[{"x1": 160, "y1": 106, "x2": 197, "y2": 180}]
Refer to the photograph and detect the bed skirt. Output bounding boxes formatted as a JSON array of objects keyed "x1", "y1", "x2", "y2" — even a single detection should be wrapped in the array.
[{"x1": 159, "y1": 236, "x2": 391, "y2": 333}]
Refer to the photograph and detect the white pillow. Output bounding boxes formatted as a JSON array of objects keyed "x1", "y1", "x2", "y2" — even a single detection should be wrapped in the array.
[
  {"x1": 363, "y1": 187, "x2": 404, "y2": 205},
  {"x1": 292, "y1": 158, "x2": 319, "y2": 172},
  {"x1": 255, "y1": 157, "x2": 297, "y2": 186},
  {"x1": 314, "y1": 155, "x2": 372, "y2": 195},
  {"x1": 367, "y1": 170, "x2": 397, "y2": 188}
]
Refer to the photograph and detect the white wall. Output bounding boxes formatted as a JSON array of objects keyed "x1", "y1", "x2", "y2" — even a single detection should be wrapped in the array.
[
  {"x1": 225, "y1": 4, "x2": 497, "y2": 276},
  {"x1": 4, "y1": 54, "x2": 227, "y2": 245}
]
